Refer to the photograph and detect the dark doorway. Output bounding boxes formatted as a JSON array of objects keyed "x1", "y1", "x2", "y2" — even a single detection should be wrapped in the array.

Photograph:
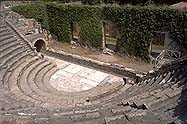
[
  {"x1": 34, "y1": 40, "x2": 45, "y2": 52},
  {"x1": 103, "y1": 21, "x2": 118, "y2": 52},
  {"x1": 70, "y1": 22, "x2": 79, "y2": 42},
  {"x1": 150, "y1": 31, "x2": 165, "y2": 58}
]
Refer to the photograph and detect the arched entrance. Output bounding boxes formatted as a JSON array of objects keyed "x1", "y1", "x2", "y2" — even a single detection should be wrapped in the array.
[{"x1": 34, "y1": 39, "x2": 45, "y2": 52}]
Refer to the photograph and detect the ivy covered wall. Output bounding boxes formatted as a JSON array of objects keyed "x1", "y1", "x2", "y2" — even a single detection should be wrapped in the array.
[
  {"x1": 12, "y1": 3, "x2": 49, "y2": 30},
  {"x1": 103, "y1": 6, "x2": 187, "y2": 60},
  {"x1": 12, "y1": 3, "x2": 187, "y2": 61},
  {"x1": 46, "y1": 4, "x2": 102, "y2": 48}
]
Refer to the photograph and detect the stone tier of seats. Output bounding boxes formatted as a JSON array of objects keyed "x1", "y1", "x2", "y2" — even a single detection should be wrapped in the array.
[
  {"x1": 0, "y1": 19, "x2": 132, "y2": 111},
  {"x1": 0, "y1": 20, "x2": 36, "y2": 111}
]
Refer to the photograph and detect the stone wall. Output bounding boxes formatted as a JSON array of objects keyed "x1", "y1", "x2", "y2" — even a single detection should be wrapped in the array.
[
  {"x1": 1, "y1": 7, "x2": 48, "y2": 48},
  {"x1": 43, "y1": 47, "x2": 145, "y2": 80}
]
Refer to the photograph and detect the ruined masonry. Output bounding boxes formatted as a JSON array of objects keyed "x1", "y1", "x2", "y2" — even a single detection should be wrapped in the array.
[{"x1": 0, "y1": 4, "x2": 187, "y2": 124}]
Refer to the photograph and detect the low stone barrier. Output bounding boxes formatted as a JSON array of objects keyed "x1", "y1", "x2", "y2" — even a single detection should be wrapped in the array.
[{"x1": 43, "y1": 47, "x2": 145, "y2": 80}]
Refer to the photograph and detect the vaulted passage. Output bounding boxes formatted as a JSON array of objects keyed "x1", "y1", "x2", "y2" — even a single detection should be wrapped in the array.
[{"x1": 34, "y1": 39, "x2": 45, "y2": 52}]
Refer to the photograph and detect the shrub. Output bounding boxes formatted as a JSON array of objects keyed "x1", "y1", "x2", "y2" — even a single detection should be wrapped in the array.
[
  {"x1": 12, "y1": 3, "x2": 187, "y2": 61},
  {"x1": 103, "y1": 5, "x2": 187, "y2": 60},
  {"x1": 46, "y1": 3, "x2": 103, "y2": 47},
  {"x1": 81, "y1": 0, "x2": 102, "y2": 5},
  {"x1": 11, "y1": 3, "x2": 49, "y2": 30}
]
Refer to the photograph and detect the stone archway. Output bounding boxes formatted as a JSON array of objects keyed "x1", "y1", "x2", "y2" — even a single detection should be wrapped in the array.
[{"x1": 33, "y1": 39, "x2": 46, "y2": 52}]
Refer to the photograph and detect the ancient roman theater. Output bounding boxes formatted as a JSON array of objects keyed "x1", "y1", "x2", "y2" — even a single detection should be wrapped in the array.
[{"x1": 0, "y1": 1, "x2": 187, "y2": 124}]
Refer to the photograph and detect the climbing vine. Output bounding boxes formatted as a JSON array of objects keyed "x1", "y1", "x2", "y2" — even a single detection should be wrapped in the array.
[
  {"x1": 12, "y1": 3, "x2": 49, "y2": 30},
  {"x1": 12, "y1": 3, "x2": 187, "y2": 61},
  {"x1": 46, "y1": 3, "x2": 102, "y2": 47},
  {"x1": 103, "y1": 5, "x2": 187, "y2": 61}
]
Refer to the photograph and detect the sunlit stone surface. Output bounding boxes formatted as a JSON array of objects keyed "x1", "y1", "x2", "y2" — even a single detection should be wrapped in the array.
[{"x1": 46, "y1": 56, "x2": 123, "y2": 92}]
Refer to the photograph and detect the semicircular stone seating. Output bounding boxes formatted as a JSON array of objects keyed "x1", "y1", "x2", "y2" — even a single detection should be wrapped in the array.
[
  {"x1": 0, "y1": 18, "x2": 187, "y2": 124},
  {"x1": 0, "y1": 19, "x2": 131, "y2": 109}
]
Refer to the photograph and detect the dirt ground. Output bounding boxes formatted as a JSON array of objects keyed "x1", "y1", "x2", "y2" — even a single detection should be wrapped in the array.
[{"x1": 47, "y1": 41, "x2": 154, "y2": 73}]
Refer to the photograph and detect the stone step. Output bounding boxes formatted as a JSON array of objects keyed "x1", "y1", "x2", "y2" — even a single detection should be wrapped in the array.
[
  {"x1": 104, "y1": 114, "x2": 127, "y2": 124},
  {"x1": 30, "y1": 62, "x2": 112, "y2": 105},
  {"x1": 42, "y1": 67, "x2": 60, "y2": 94},
  {"x1": 124, "y1": 75, "x2": 185, "y2": 110},
  {"x1": 42, "y1": 108, "x2": 101, "y2": 123},
  {"x1": 0, "y1": 48, "x2": 31, "y2": 78},
  {"x1": 0, "y1": 39, "x2": 19, "y2": 51},
  {"x1": 177, "y1": 77, "x2": 187, "y2": 88},
  {"x1": 115, "y1": 83, "x2": 132, "y2": 96},
  {"x1": 0, "y1": 27, "x2": 8, "y2": 33},
  {"x1": 117, "y1": 84, "x2": 147, "y2": 104},
  {"x1": 9, "y1": 54, "x2": 36, "y2": 72},
  {"x1": 0, "y1": 69, "x2": 8, "y2": 86},
  {"x1": 23, "y1": 61, "x2": 58, "y2": 101},
  {"x1": 0, "y1": 48, "x2": 32, "y2": 67},
  {"x1": 0, "y1": 45, "x2": 24, "y2": 61},
  {"x1": 18, "y1": 59, "x2": 49, "y2": 103},
  {"x1": 35, "y1": 63, "x2": 58, "y2": 94},
  {"x1": 146, "y1": 94, "x2": 170, "y2": 109},
  {"x1": 0, "y1": 45, "x2": 32, "y2": 62},
  {"x1": 8, "y1": 56, "x2": 41, "y2": 104},
  {"x1": 161, "y1": 69, "x2": 182, "y2": 89},
  {"x1": 0, "y1": 32, "x2": 14, "y2": 41},
  {"x1": 0, "y1": 98, "x2": 32, "y2": 111},
  {"x1": 137, "y1": 73, "x2": 167, "y2": 92},
  {"x1": 166, "y1": 72, "x2": 187, "y2": 90},
  {"x1": 145, "y1": 72, "x2": 172, "y2": 92},
  {"x1": 125, "y1": 109, "x2": 147, "y2": 121},
  {"x1": 72, "y1": 120, "x2": 101, "y2": 124},
  {"x1": 159, "y1": 72, "x2": 172, "y2": 84},
  {"x1": 42, "y1": 69, "x2": 64, "y2": 94},
  {"x1": 0, "y1": 29, "x2": 14, "y2": 37},
  {"x1": 0, "y1": 89, "x2": 34, "y2": 110},
  {"x1": 42, "y1": 73, "x2": 125, "y2": 104},
  {"x1": 120, "y1": 76, "x2": 159, "y2": 100},
  {"x1": 18, "y1": 60, "x2": 67, "y2": 106},
  {"x1": 28, "y1": 63, "x2": 59, "y2": 99},
  {"x1": 87, "y1": 81, "x2": 125, "y2": 102},
  {"x1": 150, "y1": 91, "x2": 180, "y2": 111},
  {"x1": 111, "y1": 106, "x2": 132, "y2": 114},
  {"x1": 117, "y1": 72, "x2": 171, "y2": 107},
  {"x1": 2, "y1": 53, "x2": 34, "y2": 90},
  {"x1": 0, "y1": 36, "x2": 18, "y2": 46},
  {"x1": 171, "y1": 68, "x2": 185, "y2": 81},
  {"x1": 0, "y1": 24, "x2": 7, "y2": 29},
  {"x1": 70, "y1": 112, "x2": 100, "y2": 122}
]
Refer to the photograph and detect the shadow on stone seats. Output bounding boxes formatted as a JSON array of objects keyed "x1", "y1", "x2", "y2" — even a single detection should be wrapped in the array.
[
  {"x1": 173, "y1": 71, "x2": 187, "y2": 123},
  {"x1": 34, "y1": 39, "x2": 45, "y2": 52}
]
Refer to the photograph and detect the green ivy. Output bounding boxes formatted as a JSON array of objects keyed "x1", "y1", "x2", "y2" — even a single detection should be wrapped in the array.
[
  {"x1": 103, "y1": 5, "x2": 187, "y2": 61},
  {"x1": 46, "y1": 4, "x2": 102, "y2": 47},
  {"x1": 81, "y1": 0, "x2": 102, "y2": 5},
  {"x1": 12, "y1": 3, "x2": 187, "y2": 61},
  {"x1": 11, "y1": 3, "x2": 49, "y2": 30}
]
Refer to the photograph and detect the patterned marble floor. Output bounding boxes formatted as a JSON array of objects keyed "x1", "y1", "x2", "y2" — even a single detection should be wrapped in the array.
[{"x1": 45, "y1": 56, "x2": 123, "y2": 92}]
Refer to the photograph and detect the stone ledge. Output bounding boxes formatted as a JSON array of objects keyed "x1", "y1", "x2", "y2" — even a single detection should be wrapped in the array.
[
  {"x1": 86, "y1": 81, "x2": 125, "y2": 102},
  {"x1": 5, "y1": 19, "x2": 37, "y2": 55},
  {"x1": 44, "y1": 47, "x2": 145, "y2": 80}
]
